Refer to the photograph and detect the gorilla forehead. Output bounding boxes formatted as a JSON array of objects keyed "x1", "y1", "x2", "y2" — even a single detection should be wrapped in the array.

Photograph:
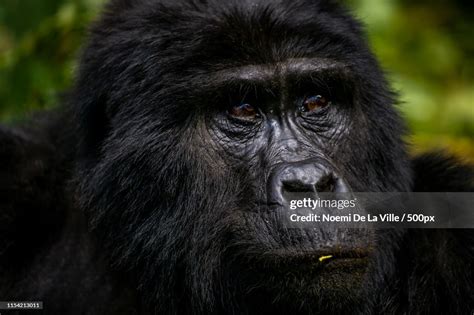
[{"x1": 93, "y1": 0, "x2": 367, "y2": 69}]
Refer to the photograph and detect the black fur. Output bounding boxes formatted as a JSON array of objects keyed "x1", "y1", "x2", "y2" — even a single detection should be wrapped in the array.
[{"x1": 0, "y1": 0, "x2": 472, "y2": 314}]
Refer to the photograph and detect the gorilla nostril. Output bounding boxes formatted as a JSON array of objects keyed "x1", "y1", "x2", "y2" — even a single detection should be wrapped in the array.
[
  {"x1": 282, "y1": 180, "x2": 315, "y2": 193},
  {"x1": 315, "y1": 173, "x2": 337, "y2": 192},
  {"x1": 268, "y1": 162, "x2": 350, "y2": 205}
]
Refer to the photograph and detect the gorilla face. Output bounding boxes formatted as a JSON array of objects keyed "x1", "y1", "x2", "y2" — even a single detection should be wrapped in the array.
[{"x1": 73, "y1": 0, "x2": 412, "y2": 313}]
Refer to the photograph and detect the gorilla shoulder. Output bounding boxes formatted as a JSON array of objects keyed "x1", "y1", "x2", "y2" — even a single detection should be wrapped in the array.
[
  {"x1": 413, "y1": 152, "x2": 474, "y2": 192},
  {"x1": 0, "y1": 115, "x2": 71, "y2": 268}
]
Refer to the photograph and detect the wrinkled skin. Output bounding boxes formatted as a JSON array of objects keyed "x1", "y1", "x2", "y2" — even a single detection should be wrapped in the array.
[{"x1": 0, "y1": 0, "x2": 472, "y2": 314}]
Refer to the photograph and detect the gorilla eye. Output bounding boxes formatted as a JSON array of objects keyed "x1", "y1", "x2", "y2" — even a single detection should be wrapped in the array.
[
  {"x1": 301, "y1": 95, "x2": 331, "y2": 112},
  {"x1": 229, "y1": 103, "x2": 258, "y2": 119}
]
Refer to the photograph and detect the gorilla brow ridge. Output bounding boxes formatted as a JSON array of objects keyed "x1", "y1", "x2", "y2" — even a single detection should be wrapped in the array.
[{"x1": 209, "y1": 57, "x2": 353, "y2": 91}]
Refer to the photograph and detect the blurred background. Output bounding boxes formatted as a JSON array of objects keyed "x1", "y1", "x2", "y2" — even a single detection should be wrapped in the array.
[{"x1": 0, "y1": 0, "x2": 473, "y2": 161}]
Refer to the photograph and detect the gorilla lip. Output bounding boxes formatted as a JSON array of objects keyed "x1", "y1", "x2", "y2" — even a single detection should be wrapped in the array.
[
  {"x1": 259, "y1": 247, "x2": 372, "y2": 266},
  {"x1": 246, "y1": 248, "x2": 371, "y2": 278},
  {"x1": 310, "y1": 248, "x2": 372, "y2": 263}
]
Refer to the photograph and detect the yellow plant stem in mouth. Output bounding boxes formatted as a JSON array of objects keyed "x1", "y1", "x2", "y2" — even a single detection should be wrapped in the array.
[{"x1": 319, "y1": 255, "x2": 333, "y2": 262}]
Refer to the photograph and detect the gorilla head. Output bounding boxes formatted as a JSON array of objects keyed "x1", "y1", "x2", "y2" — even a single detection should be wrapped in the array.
[{"x1": 72, "y1": 0, "x2": 412, "y2": 313}]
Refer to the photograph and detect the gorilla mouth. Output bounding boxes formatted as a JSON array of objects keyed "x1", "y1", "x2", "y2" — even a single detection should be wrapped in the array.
[
  {"x1": 270, "y1": 247, "x2": 371, "y2": 260},
  {"x1": 250, "y1": 247, "x2": 373, "y2": 273}
]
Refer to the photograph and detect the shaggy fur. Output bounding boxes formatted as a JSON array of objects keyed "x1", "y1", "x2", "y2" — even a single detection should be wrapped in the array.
[{"x1": 0, "y1": 0, "x2": 472, "y2": 314}]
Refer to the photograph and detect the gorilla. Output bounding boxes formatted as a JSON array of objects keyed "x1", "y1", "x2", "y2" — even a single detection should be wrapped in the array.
[{"x1": 0, "y1": 0, "x2": 472, "y2": 314}]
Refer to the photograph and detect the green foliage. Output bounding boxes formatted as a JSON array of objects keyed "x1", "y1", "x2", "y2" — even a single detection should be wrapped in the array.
[
  {"x1": 347, "y1": 0, "x2": 474, "y2": 160},
  {"x1": 0, "y1": 0, "x2": 472, "y2": 159},
  {"x1": 0, "y1": 0, "x2": 104, "y2": 122}
]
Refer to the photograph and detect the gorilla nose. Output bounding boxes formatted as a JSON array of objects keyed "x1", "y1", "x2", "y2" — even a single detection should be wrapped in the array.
[{"x1": 267, "y1": 161, "x2": 349, "y2": 205}]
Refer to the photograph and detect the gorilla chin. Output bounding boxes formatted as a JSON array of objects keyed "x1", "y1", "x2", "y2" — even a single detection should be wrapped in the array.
[
  {"x1": 225, "y1": 198, "x2": 374, "y2": 312},
  {"x1": 233, "y1": 251, "x2": 371, "y2": 313}
]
